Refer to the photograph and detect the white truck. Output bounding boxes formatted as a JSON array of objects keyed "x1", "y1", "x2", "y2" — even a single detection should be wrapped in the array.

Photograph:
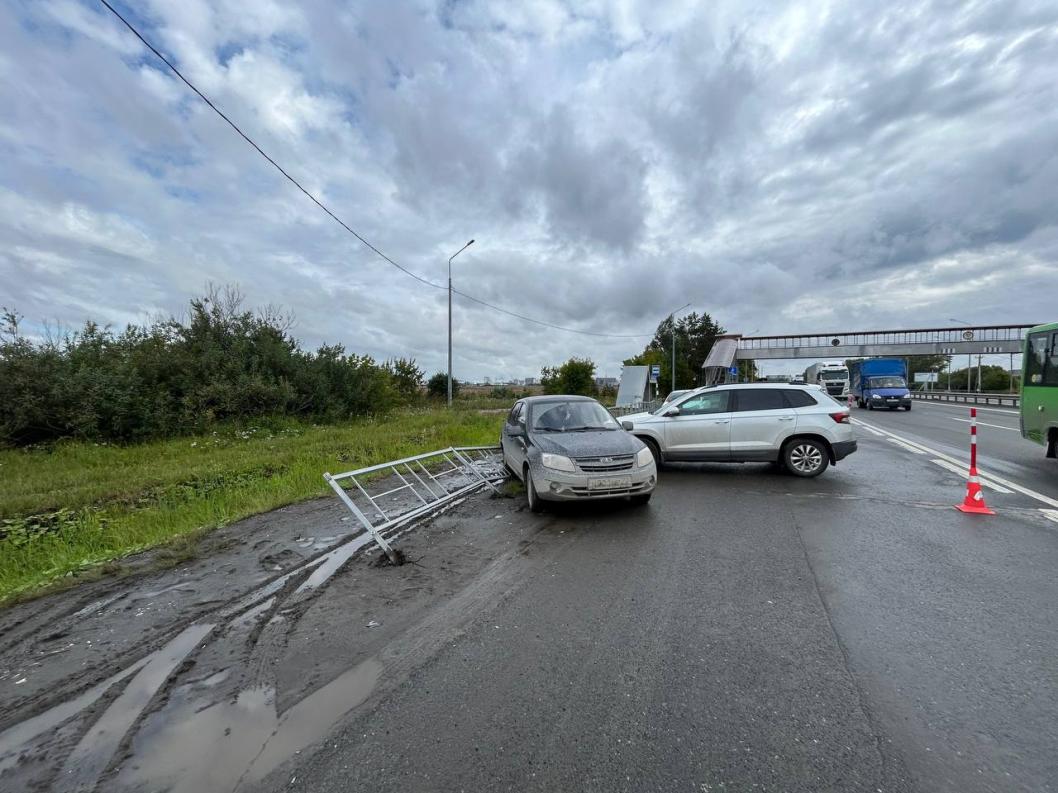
[{"x1": 804, "y1": 361, "x2": 849, "y2": 397}]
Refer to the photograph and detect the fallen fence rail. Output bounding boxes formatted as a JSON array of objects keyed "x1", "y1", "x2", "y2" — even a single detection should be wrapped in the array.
[
  {"x1": 911, "y1": 391, "x2": 1020, "y2": 408},
  {"x1": 324, "y1": 445, "x2": 506, "y2": 564}
]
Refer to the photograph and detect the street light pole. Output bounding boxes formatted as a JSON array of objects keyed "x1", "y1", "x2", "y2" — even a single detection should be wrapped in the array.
[
  {"x1": 669, "y1": 303, "x2": 691, "y2": 394},
  {"x1": 447, "y1": 239, "x2": 474, "y2": 408}
]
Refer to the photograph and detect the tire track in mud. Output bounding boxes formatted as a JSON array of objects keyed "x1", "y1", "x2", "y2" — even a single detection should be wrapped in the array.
[{"x1": 0, "y1": 473, "x2": 505, "y2": 792}]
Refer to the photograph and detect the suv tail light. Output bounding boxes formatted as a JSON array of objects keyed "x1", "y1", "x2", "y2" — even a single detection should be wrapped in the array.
[{"x1": 829, "y1": 411, "x2": 850, "y2": 424}]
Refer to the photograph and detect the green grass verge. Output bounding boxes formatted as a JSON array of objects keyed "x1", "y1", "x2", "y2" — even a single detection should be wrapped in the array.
[{"x1": 0, "y1": 410, "x2": 503, "y2": 604}]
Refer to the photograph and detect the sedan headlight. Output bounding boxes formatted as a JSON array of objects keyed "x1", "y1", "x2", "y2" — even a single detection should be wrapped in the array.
[
  {"x1": 541, "y1": 453, "x2": 576, "y2": 473},
  {"x1": 636, "y1": 447, "x2": 654, "y2": 467}
]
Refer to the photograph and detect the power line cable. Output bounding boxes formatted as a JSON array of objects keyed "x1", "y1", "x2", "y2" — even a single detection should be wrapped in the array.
[
  {"x1": 452, "y1": 289, "x2": 651, "y2": 338},
  {"x1": 95, "y1": 0, "x2": 654, "y2": 339}
]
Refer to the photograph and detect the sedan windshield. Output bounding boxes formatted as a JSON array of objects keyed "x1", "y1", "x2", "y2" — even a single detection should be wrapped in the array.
[
  {"x1": 531, "y1": 400, "x2": 619, "y2": 432},
  {"x1": 870, "y1": 377, "x2": 906, "y2": 388}
]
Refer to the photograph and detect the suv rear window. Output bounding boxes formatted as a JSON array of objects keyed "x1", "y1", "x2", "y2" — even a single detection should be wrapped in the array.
[
  {"x1": 781, "y1": 389, "x2": 817, "y2": 408},
  {"x1": 732, "y1": 389, "x2": 785, "y2": 411}
]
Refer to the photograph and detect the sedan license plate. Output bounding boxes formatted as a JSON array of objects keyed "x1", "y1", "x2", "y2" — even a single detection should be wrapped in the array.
[{"x1": 589, "y1": 476, "x2": 631, "y2": 490}]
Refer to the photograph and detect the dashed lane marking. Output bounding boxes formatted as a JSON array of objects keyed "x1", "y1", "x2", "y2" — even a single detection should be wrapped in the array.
[
  {"x1": 930, "y1": 458, "x2": 1014, "y2": 494},
  {"x1": 853, "y1": 418, "x2": 1058, "y2": 510},
  {"x1": 949, "y1": 417, "x2": 1018, "y2": 432}
]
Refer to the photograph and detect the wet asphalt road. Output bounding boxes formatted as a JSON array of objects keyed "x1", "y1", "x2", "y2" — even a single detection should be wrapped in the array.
[
  {"x1": 268, "y1": 427, "x2": 1058, "y2": 793},
  {"x1": 858, "y1": 399, "x2": 1055, "y2": 496}
]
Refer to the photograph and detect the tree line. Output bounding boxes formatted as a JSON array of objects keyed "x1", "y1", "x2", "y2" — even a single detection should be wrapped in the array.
[
  {"x1": 0, "y1": 288, "x2": 461, "y2": 446},
  {"x1": 538, "y1": 310, "x2": 729, "y2": 400}
]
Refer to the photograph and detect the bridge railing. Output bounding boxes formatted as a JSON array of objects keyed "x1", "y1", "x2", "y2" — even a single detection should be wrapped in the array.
[{"x1": 911, "y1": 391, "x2": 1020, "y2": 408}]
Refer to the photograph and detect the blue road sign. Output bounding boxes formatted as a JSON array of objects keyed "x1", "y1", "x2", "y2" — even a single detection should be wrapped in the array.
[
  {"x1": 650, "y1": 365, "x2": 660, "y2": 382},
  {"x1": 729, "y1": 366, "x2": 739, "y2": 375}
]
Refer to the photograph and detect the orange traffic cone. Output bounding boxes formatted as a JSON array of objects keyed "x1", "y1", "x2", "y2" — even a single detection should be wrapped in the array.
[
  {"x1": 956, "y1": 408, "x2": 993, "y2": 514},
  {"x1": 956, "y1": 466, "x2": 994, "y2": 515}
]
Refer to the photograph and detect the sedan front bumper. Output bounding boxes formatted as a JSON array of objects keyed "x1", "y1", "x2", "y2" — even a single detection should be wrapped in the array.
[{"x1": 533, "y1": 462, "x2": 657, "y2": 502}]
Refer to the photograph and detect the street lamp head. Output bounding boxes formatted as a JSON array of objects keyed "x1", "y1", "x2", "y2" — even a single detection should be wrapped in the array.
[{"x1": 467, "y1": 239, "x2": 475, "y2": 246}]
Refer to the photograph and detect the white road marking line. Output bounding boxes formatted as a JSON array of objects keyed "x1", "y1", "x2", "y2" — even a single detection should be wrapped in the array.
[
  {"x1": 887, "y1": 437, "x2": 926, "y2": 455},
  {"x1": 854, "y1": 418, "x2": 1058, "y2": 509},
  {"x1": 949, "y1": 417, "x2": 1018, "y2": 431},
  {"x1": 912, "y1": 400, "x2": 1019, "y2": 416},
  {"x1": 1041, "y1": 509, "x2": 1058, "y2": 524},
  {"x1": 929, "y1": 458, "x2": 1013, "y2": 494},
  {"x1": 854, "y1": 421, "x2": 886, "y2": 436}
]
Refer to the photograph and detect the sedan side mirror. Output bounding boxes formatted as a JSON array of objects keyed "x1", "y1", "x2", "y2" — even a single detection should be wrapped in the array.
[{"x1": 664, "y1": 407, "x2": 680, "y2": 417}]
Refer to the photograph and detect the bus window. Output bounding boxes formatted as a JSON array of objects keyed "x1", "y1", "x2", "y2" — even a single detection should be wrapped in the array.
[
  {"x1": 1049, "y1": 333, "x2": 1058, "y2": 386},
  {"x1": 1026, "y1": 333, "x2": 1048, "y2": 385}
]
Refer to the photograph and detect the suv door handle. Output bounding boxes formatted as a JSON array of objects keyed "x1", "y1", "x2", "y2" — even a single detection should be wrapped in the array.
[
  {"x1": 713, "y1": 419, "x2": 730, "y2": 424},
  {"x1": 778, "y1": 416, "x2": 795, "y2": 421}
]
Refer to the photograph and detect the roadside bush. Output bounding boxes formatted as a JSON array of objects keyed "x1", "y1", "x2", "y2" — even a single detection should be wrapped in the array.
[
  {"x1": 541, "y1": 357, "x2": 597, "y2": 396},
  {"x1": 387, "y1": 357, "x2": 425, "y2": 404},
  {"x1": 427, "y1": 371, "x2": 459, "y2": 400},
  {"x1": 0, "y1": 289, "x2": 423, "y2": 445}
]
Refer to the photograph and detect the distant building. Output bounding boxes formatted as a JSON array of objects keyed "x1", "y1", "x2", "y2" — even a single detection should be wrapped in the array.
[
  {"x1": 523, "y1": 377, "x2": 538, "y2": 386},
  {"x1": 595, "y1": 377, "x2": 619, "y2": 388}
]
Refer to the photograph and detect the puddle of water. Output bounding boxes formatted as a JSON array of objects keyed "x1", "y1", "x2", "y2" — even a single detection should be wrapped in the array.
[
  {"x1": 116, "y1": 657, "x2": 383, "y2": 793},
  {"x1": 53, "y1": 623, "x2": 215, "y2": 793},
  {"x1": 72, "y1": 591, "x2": 126, "y2": 618},
  {"x1": 137, "y1": 583, "x2": 195, "y2": 600},
  {"x1": 294, "y1": 532, "x2": 376, "y2": 594},
  {"x1": 229, "y1": 597, "x2": 275, "y2": 629},
  {"x1": 197, "y1": 668, "x2": 231, "y2": 689},
  {"x1": 216, "y1": 556, "x2": 327, "y2": 621},
  {"x1": 0, "y1": 656, "x2": 150, "y2": 773}
]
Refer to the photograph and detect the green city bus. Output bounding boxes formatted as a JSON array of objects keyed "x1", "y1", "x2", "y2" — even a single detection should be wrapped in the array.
[{"x1": 1021, "y1": 321, "x2": 1058, "y2": 459}]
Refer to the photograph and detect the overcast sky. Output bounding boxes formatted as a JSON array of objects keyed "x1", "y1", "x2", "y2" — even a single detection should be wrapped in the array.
[{"x1": 1, "y1": 0, "x2": 1056, "y2": 381}]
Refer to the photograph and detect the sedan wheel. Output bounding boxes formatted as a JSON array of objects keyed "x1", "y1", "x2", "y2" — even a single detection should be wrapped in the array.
[
  {"x1": 784, "y1": 439, "x2": 829, "y2": 477},
  {"x1": 525, "y1": 466, "x2": 545, "y2": 513}
]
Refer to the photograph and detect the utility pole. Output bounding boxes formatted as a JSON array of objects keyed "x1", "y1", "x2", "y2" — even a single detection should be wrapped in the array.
[
  {"x1": 977, "y1": 354, "x2": 983, "y2": 393},
  {"x1": 447, "y1": 239, "x2": 474, "y2": 408}
]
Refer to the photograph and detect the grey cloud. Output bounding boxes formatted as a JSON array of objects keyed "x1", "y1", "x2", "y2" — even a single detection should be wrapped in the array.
[
  {"x1": 514, "y1": 106, "x2": 648, "y2": 249},
  {"x1": 2, "y1": 0, "x2": 1057, "y2": 384}
]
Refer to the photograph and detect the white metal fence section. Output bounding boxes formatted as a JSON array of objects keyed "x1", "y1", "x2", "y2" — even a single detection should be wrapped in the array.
[
  {"x1": 324, "y1": 446, "x2": 506, "y2": 563},
  {"x1": 609, "y1": 400, "x2": 662, "y2": 417}
]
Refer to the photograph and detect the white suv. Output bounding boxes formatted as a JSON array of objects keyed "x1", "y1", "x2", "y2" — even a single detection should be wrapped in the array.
[{"x1": 619, "y1": 383, "x2": 857, "y2": 477}]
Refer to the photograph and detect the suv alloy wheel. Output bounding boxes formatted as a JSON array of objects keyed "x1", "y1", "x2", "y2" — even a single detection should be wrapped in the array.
[{"x1": 783, "y1": 438, "x2": 829, "y2": 477}]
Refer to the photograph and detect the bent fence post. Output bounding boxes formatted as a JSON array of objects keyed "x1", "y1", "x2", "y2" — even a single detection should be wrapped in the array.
[{"x1": 324, "y1": 445, "x2": 506, "y2": 564}]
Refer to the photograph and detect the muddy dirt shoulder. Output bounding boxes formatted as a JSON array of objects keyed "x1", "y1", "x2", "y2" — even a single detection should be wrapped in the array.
[
  {"x1": 0, "y1": 494, "x2": 353, "y2": 718},
  {"x1": 0, "y1": 478, "x2": 571, "y2": 793}
]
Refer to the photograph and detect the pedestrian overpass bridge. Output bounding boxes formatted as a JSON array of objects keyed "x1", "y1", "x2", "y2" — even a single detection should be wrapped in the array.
[{"x1": 702, "y1": 324, "x2": 1036, "y2": 383}]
